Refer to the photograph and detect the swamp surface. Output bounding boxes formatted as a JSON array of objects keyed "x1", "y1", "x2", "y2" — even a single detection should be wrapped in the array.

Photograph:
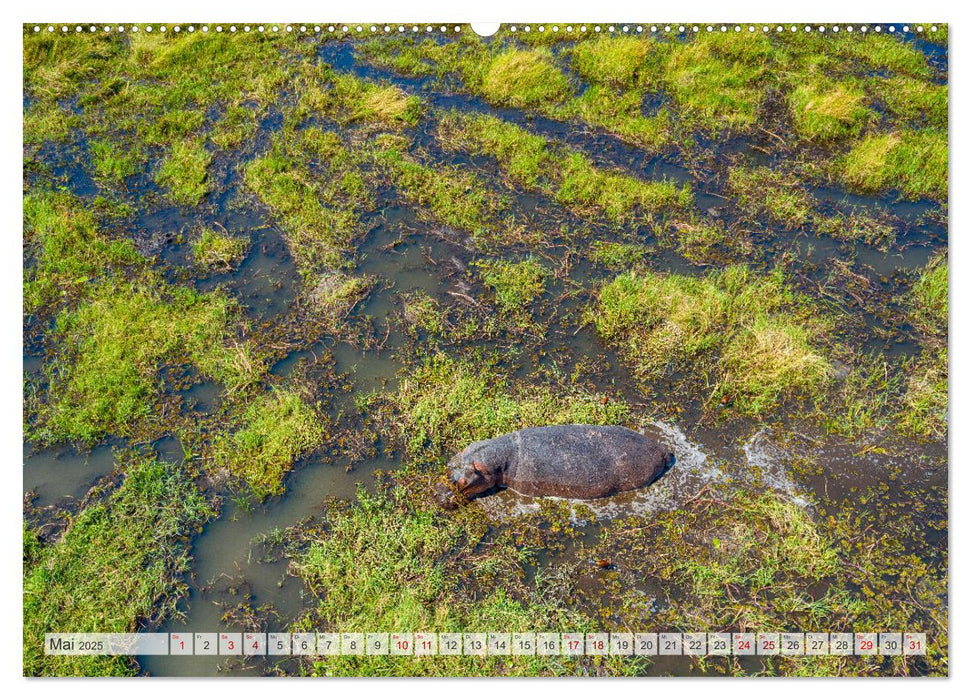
[{"x1": 22, "y1": 23, "x2": 948, "y2": 677}]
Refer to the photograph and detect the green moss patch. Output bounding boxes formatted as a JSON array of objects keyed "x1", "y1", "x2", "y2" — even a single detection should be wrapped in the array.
[{"x1": 24, "y1": 455, "x2": 215, "y2": 676}]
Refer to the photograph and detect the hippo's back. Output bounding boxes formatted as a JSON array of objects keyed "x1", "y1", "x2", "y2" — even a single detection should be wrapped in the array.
[{"x1": 508, "y1": 424, "x2": 671, "y2": 499}]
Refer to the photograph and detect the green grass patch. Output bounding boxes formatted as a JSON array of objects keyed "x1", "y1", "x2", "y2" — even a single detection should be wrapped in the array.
[
  {"x1": 36, "y1": 278, "x2": 261, "y2": 445},
  {"x1": 211, "y1": 388, "x2": 325, "y2": 499},
  {"x1": 727, "y1": 165, "x2": 814, "y2": 228},
  {"x1": 438, "y1": 112, "x2": 689, "y2": 224},
  {"x1": 210, "y1": 105, "x2": 260, "y2": 150},
  {"x1": 358, "y1": 40, "x2": 575, "y2": 115},
  {"x1": 357, "y1": 35, "x2": 492, "y2": 84},
  {"x1": 192, "y1": 227, "x2": 248, "y2": 271},
  {"x1": 573, "y1": 86, "x2": 673, "y2": 150},
  {"x1": 590, "y1": 266, "x2": 830, "y2": 415},
  {"x1": 596, "y1": 484, "x2": 944, "y2": 675},
  {"x1": 571, "y1": 36, "x2": 653, "y2": 89},
  {"x1": 556, "y1": 152, "x2": 691, "y2": 222},
  {"x1": 480, "y1": 49, "x2": 572, "y2": 108},
  {"x1": 662, "y1": 33, "x2": 773, "y2": 132},
  {"x1": 24, "y1": 29, "x2": 293, "y2": 211},
  {"x1": 90, "y1": 138, "x2": 145, "y2": 183},
  {"x1": 833, "y1": 33, "x2": 931, "y2": 77},
  {"x1": 839, "y1": 129, "x2": 948, "y2": 201},
  {"x1": 327, "y1": 72, "x2": 422, "y2": 128},
  {"x1": 923, "y1": 25, "x2": 948, "y2": 47},
  {"x1": 155, "y1": 139, "x2": 212, "y2": 207},
  {"x1": 911, "y1": 255, "x2": 948, "y2": 337},
  {"x1": 439, "y1": 111, "x2": 553, "y2": 189},
  {"x1": 388, "y1": 352, "x2": 630, "y2": 463},
  {"x1": 23, "y1": 102, "x2": 78, "y2": 144},
  {"x1": 372, "y1": 143, "x2": 501, "y2": 238},
  {"x1": 815, "y1": 211, "x2": 897, "y2": 248},
  {"x1": 719, "y1": 316, "x2": 830, "y2": 416},
  {"x1": 23, "y1": 31, "x2": 122, "y2": 100},
  {"x1": 789, "y1": 81, "x2": 872, "y2": 142},
  {"x1": 287, "y1": 481, "x2": 640, "y2": 676},
  {"x1": 588, "y1": 240, "x2": 650, "y2": 269},
  {"x1": 140, "y1": 108, "x2": 205, "y2": 146},
  {"x1": 897, "y1": 349, "x2": 947, "y2": 440},
  {"x1": 402, "y1": 291, "x2": 447, "y2": 336},
  {"x1": 670, "y1": 217, "x2": 733, "y2": 262},
  {"x1": 24, "y1": 454, "x2": 215, "y2": 676},
  {"x1": 817, "y1": 353, "x2": 905, "y2": 437},
  {"x1": 292, "y1": 65, "x2": 423, "y2": 130},
  {"x1": 304, "y1": 271, "x2": 375, "y2": 332},
  {"x1": 873, "y1": 76, "x2": 947, "y2": 130},
  {"x1": 244, "y1": 130, "x2": 371, "y2": 275},
  {"x1": 23, "y1": 191, "x2": 143, "y2": 313},
  {"x1": 474, "y1": 257, "x2": 547, "y2": 315}
]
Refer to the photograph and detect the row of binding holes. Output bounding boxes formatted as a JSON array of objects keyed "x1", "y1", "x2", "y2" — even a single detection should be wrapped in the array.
[
  {"x1": 28, "y1": 24, "x2": 947, "y2": 35},
  {"x1": 30, "y1": 24, "x2": 464, "y2": 34},
  {"x1": 503, "y1": 25, "x2": 937, "y2": 34}
]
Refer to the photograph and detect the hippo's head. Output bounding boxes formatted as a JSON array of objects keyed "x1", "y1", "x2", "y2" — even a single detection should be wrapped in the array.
[{"x1": 446, "y1": 441, "x2": 504, "y2": 499}]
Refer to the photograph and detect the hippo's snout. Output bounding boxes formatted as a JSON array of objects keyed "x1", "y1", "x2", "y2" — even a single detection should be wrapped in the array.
[
  {"x1": 665, "y1": 452, "x2": 676, "y2": 469},
  {"x1": 448, "y1": 460, "x2": 494, "y2": 498},
  {"x1": 433, "y1": 480, "x2": 468, "y2": 510}
]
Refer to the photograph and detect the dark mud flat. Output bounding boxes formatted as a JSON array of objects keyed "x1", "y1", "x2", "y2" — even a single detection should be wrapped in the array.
[{"x1": 23, "y1": 24, "x2": 947, "y2": 677}]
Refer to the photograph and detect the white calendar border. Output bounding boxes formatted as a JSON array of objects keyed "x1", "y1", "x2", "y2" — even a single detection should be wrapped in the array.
[{"x1": 6, "y1": 0, "x2": 962, "y2": 697}]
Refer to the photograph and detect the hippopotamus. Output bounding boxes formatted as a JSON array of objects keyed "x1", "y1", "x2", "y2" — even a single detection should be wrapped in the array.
[{"x1": 436, "y1": 424, "x2": 675, "y2": 507}]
